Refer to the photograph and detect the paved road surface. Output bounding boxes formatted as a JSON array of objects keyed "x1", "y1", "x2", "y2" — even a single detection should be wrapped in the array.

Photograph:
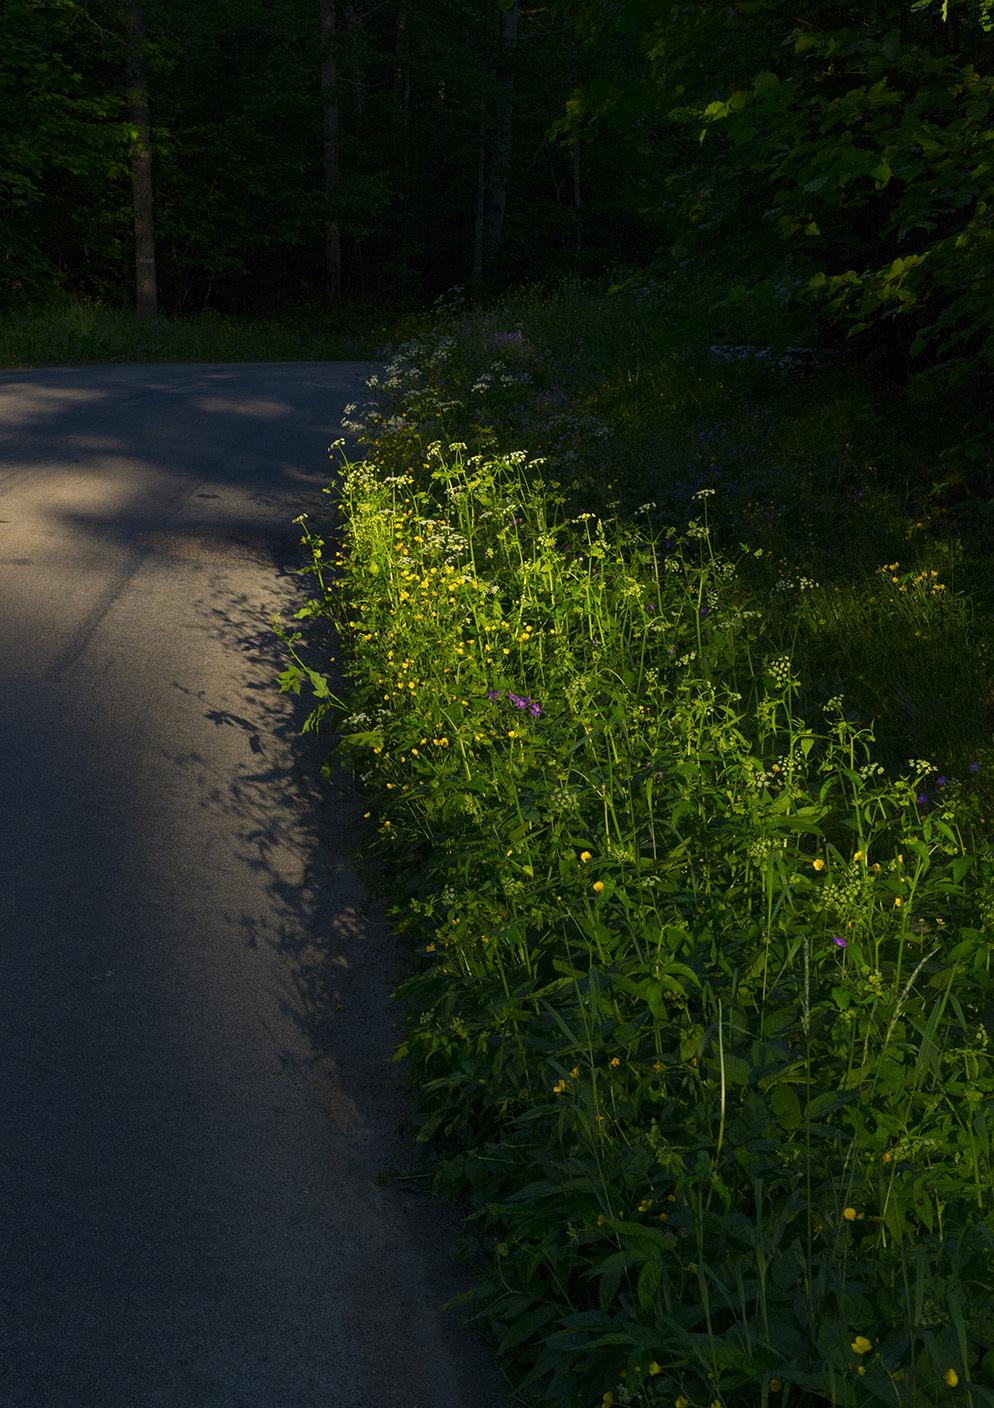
[{"x1": 0, "y1": 364, "x2": 510, "y2": 1408}]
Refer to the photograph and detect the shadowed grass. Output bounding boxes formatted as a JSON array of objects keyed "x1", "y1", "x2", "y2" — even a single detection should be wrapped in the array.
[{"x1": 0, "y1": 297, "x2": 386, "y2": 367}]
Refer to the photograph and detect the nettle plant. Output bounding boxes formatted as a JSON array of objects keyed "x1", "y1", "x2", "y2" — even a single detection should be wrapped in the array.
[{"x1": 274, "y1": 405, "x2": 994, "y2": 1407}]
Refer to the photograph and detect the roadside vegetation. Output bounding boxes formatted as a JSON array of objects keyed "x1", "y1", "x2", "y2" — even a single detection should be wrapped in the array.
[
  {"x1": 274, "y1": 272, "x2": 994, "y2": 1408},
  {"x1": 0, "y1": 298, "x2": 386, "y2": 368}
]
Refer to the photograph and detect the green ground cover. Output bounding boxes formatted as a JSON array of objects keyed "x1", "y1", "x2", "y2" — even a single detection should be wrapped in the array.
[
  {"x1": 0, "y1": 298, "x2": 385, "y2": 367},
  {"x1": 274, "y1": 275, "x2": 994, "y2": 1408}
]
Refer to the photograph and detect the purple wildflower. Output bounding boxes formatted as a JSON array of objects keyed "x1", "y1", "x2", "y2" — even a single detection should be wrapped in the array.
[
  {"x1": 936, "y1": 775, "x2": 947, "y2": 788},
  {"x1": 530, "y1": 702, "x2": 542, "y2": 717},
  {"x1": 917, "y1": 792, "x2": 929, "y2": 805},
  {"x1": 647, "y1": 603, "x2": 656, "y2": 614},
  {"x1": 832, "y1": 935, "x2": 848, "y2": 949},
  {"x1": 508, "y1": 693, "x2": 528, "y2": 709},
  {"x1": 486, "y1": 689, "x2": 504, "y2": 703},
  {"x1": 970, "y1": 761, "x2": 982, "y2": 773}
]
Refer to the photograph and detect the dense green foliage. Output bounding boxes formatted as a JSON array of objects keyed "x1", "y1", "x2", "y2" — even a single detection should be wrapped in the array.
[
  {"x1": 561, "y1": 0, "x2": 994, "y2": 448},
  {"x1": 274, "y1": 278, "x2": 994, "y2": 1407},
  {"x1": 7, "y1": 0, "x2": 994, "y2": 441},
  {"x1": 1, "y1": 0, "x2": 653, "y2": 314}
]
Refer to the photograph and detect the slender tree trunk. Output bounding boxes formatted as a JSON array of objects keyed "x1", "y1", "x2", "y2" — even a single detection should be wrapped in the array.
[
  {"x1": 343, "y1": 1, "x2": 366, "y2": 292},
  {"x1": 471, "y1": 90, "x2": 487, "y2": 288},
  {"x1": 125, "y1": 1, "x2": 157, "y2": 316},
  {"x1": 394, "y1": 0, "x2": 411, "y2": 279},
  {"x1": 343, "y1": 1, "x2": 365, "y2": 142},
  {"x1": 481, "y1": 0, "x2": 518, "y2": 270},
  {"x1": 318, "y1": 0, "x2": 342, "y2": 303},
  {"x1": 571, "y1": 134, "x2": 582, "y2": 254},
  {"x1": 568, "y1": 29, "x2": 582, "y2": 255},
  {"x1": 897, "y1": 0, "x2": 910, "y2": 44}
]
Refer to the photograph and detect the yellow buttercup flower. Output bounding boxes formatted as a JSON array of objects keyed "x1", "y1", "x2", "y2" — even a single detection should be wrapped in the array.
[
  {"x1": 843, "y1": 1206, "x2": 858, "y2": 1221},
  {"x1": 852, "y1": 1335, "x2": 873, "y2": 1355},
  {"x1": 593, "y1": 881, "x2": 605, "y2": 893},
  {"x1": 580, "y1": 850, "x2": 592, "y2": 862},
  {"x1": 648, "y1": 1362, "x2": 661, "y2": 1375},
  {"x1": 676, "y1": 1398, "x2": 690, "y2": 1408},
  {"x1": 945, "y1": 1368, "x2": 959, "y2": 1387},
  {"x1": 894, "y1": 897, "x2": 903, "y2": 907},
  {"x1": 569, "y1": 1066, "x2": 581, "y2": 1079},
  {"x1": 552, "y1": 1080, "x2": 566, "y2": 1096},
  {"x1": 610, "y1": 1056, "x2": 621, "y2": 1067},
  {"x1": 601, "y1": 1394, "x2": 614, "y2": 1408},
  {"x1": 812, "y1": 858, "x2": 825, "y2": 871},
  {"x1": 770, "y1": 1380, "x2": 782, "y2": 1393},
  {"x1": 854, "y1": 850, "x2": 865, "y2": 861}
]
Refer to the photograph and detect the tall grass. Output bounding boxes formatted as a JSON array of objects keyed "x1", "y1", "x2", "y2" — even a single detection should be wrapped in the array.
[
  {"x1": 0, "y1": 297, "x2": 385, "y2": 367},
  {"x1": 274, "y1": 277, "x2": 994, "y2": 1408}
]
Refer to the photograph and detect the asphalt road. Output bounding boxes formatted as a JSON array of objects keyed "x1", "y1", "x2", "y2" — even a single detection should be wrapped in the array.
[{"x1": 0, "y1": 364, "x2": 510, "y2": 1408}]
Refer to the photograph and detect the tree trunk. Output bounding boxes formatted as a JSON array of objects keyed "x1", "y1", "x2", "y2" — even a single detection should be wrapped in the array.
[
  {"x1": 343, "y1": 0, "x2": 366, "y2": 292},
  {"x1": 471, "y1": 90, "x2": 487, "y2": 288},
  {"x1": 568, "y1": 29, "x2": 582, "y2": 255},
  {"x1": 480, "y1": 0, "x2": 518, "y2": 271},
  {"x1": 343, "y1": 1, "x2": 365, "y2": 141},
  {"x1": 897, "y1": 0, "x2": 910, "y2": 45},
  {"x1": 394, "y1": 0, "x2": 411, "y2": 278},
  {"x1": 318, "y1": 0, "x2": 342, "y2": 303},
  {"x1": 125, "y1": 1, "x2": 157, "y2": 317},
  {"x1": 571, "y1": 134, "x2": 582, "y2": 254}
]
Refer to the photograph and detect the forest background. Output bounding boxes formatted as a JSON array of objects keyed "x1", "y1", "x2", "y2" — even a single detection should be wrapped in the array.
[{"x1": 4, "y1": 0, "x2": 994, "y2": 462}]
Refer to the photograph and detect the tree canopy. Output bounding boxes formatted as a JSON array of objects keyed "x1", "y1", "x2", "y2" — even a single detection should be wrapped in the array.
[{"x1": 4, "y1": 0, "x2": 994, "y2": 411}]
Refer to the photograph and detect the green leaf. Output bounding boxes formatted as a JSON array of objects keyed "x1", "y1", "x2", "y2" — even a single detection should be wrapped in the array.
[
  {"x1": 339, "y1": 730, "x2": 384, "y2": 749},
  {"x1": 806, "y1": 1088, "x2": 858, "y2": 1119},
  {"x1": 722, "y1": 1053, "x2": 752, "y2": 1086},
  {"x1": 497, "y1": 1303, "x2": 561, "y2": 1352},
  {"x1": 753, "y1": 71, "x2": 781, "y2": 96},
  {"x1": 276, "y1": 666, "x2": 303, "y2": 695},
  {"x1": 770, "y1": 1082, "x2": 803, "y2": 1128},
  {"x1": 637, "y1": 1258, "x2": 662, "y2": 1310}
]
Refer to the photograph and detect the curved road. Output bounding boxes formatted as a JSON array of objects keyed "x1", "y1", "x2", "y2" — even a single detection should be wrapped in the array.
[{"x1": 0, "y1": 364, "x2": 510, "y2": 1408}]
